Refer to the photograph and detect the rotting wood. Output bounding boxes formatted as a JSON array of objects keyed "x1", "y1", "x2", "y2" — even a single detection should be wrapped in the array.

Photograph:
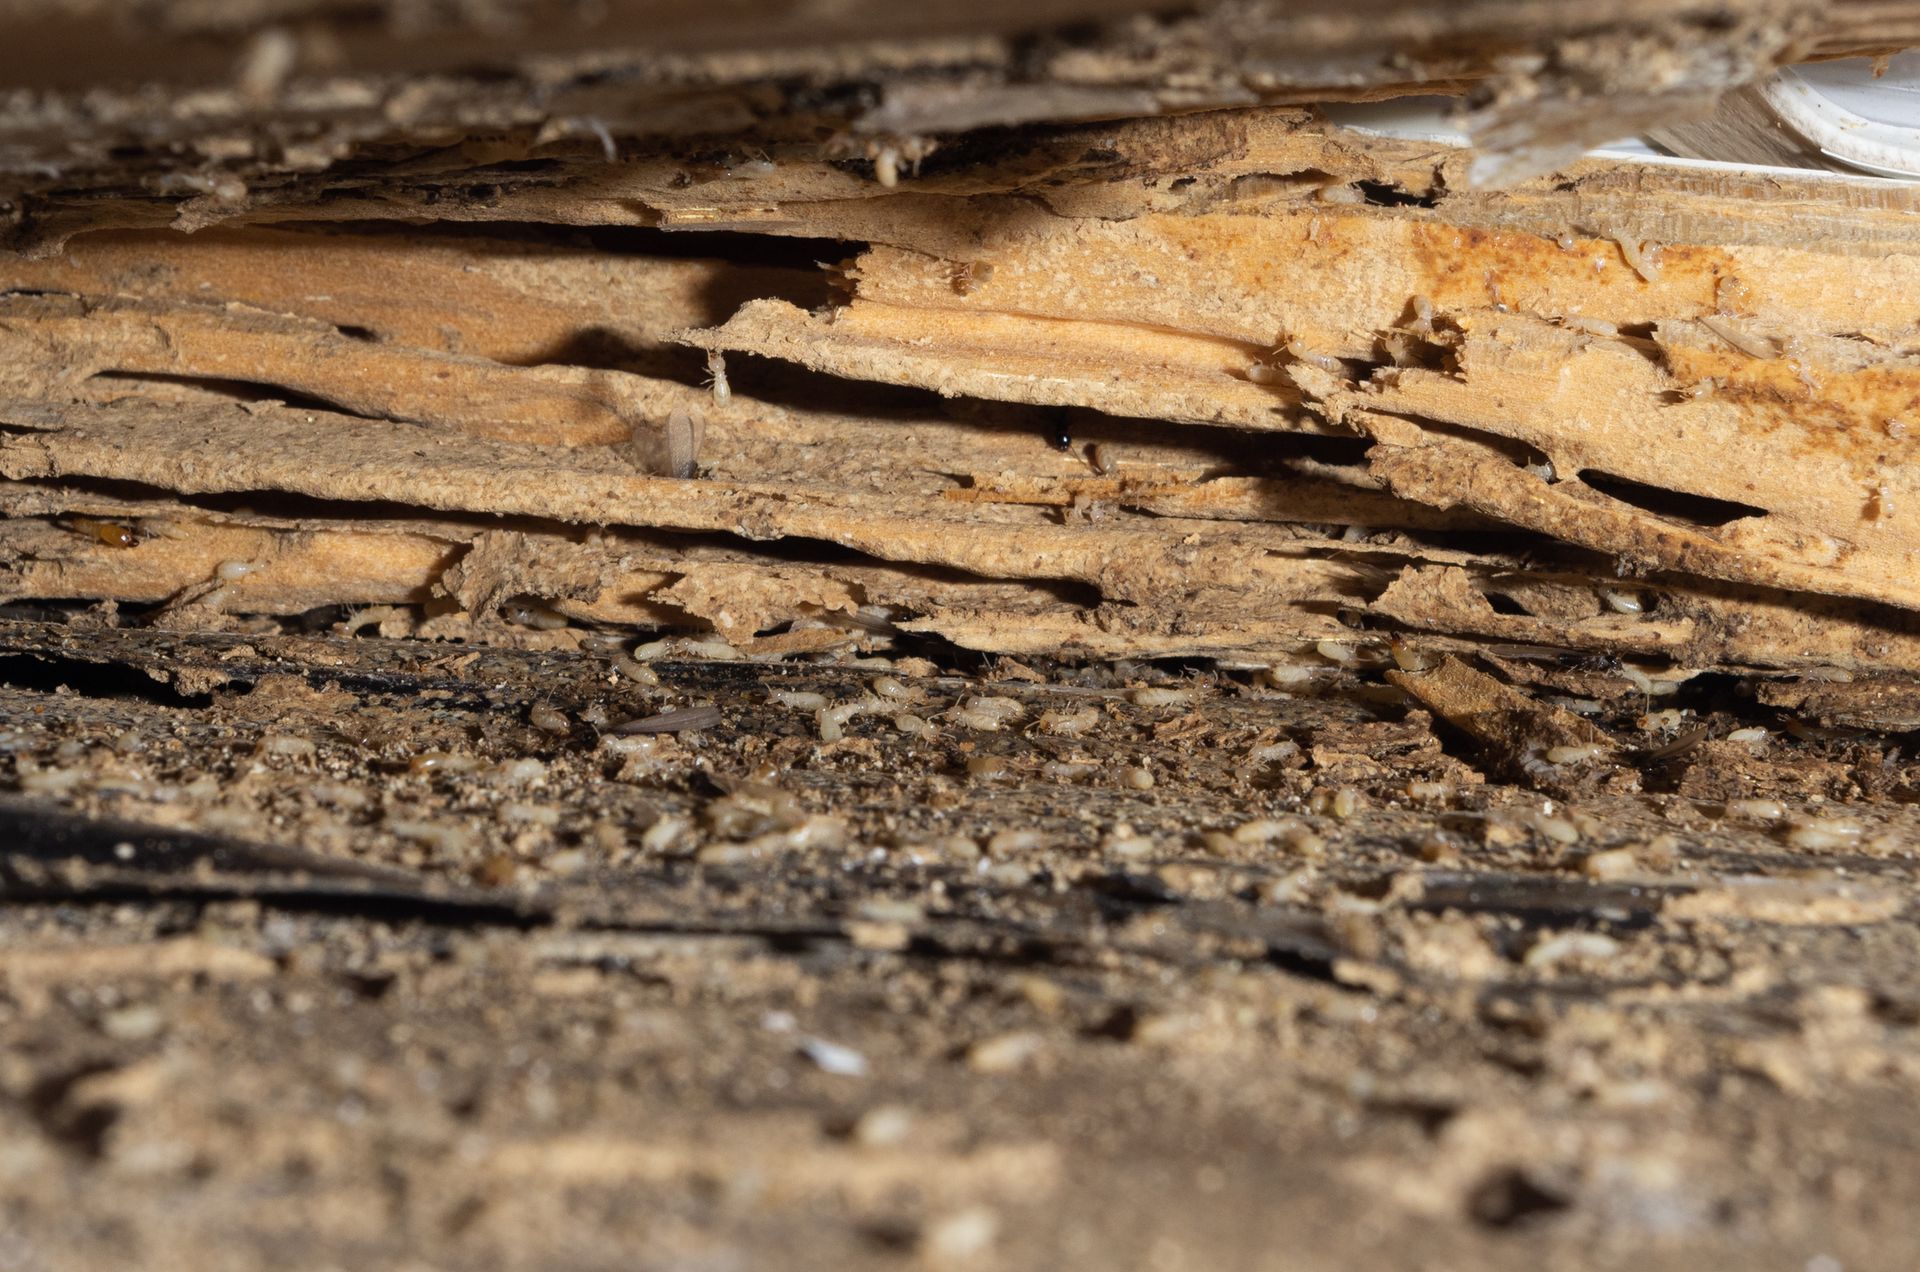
[
  {"x1": 0, "y1": 7, "x2": 1915, "y2": 716},
  {"x1": 4, "y1": 6, "x2": 1920, "y2": 1269}
]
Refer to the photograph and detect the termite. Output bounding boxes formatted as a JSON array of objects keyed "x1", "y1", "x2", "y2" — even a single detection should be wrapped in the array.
[
  {"x1": 860, "y1": 135, "x2": 936, "y2": 187},
  {"x1": 950, "y1": 261, "x2": 994, "y2": 295},
  {"x1": 1286, "y1": 341, "x2": 1343, "y2": 374},
  {"x1": 66, "y1": 517, "x2": 138, "y2": 548},
  {"x1": 704, "y1": 350, "x2": 731, "y2": 406},
  {"x1": 1613, "y1": 235, "x2": 1663, "y2": 284}
]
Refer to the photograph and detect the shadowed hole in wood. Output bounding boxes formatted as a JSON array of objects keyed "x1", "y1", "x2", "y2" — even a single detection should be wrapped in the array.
[
  {"x1": 86, "y1": 371, "x2": 348, "y2": 415},
  {"x1": 0, "y1": 652, "x2": 218, "y2": 708},
  {"x1": 1576, "y1": 470, "x2": 1767, "y2": 528},
  {"x1": 1355, "y1": 179, "x2": 1440, "y2": 209},
  {"x1": 1466, "y1": 1166, "x2": 1574, "y2": 1229}
]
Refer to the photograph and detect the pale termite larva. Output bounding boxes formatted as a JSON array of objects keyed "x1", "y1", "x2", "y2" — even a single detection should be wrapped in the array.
[
  {"x1": 1286, "y1": 341, "x2": 1343, "y2": 374},
  {"x1": 1699, "y1": 316, "x2": 1778, "y2": 360},
  {"x1": 1409, "y1": 294, "x2": 1435, "y2": 333},
  {"x1": 504, "y1": 599, "x2": 568, "y2": 630},
  {"x1": 864, "y1": 135, "x2": 934, "y2": 188},
  {"x1": 705, "y1": 350, "x2": 731, "y2": 405},
  {"x1": 733, "y1": 148, "x2": 776, "y2": 177},
  {"x1": 1562, "y1": 315, "x2": 1618, "y2": 338},
  {"x1": 1388, "y1": 639, "x2": 1433, "y2": 672},
  {"x1": 1087, "y1": 443, "x2": 1115, "y2": 476},
  {"x1": 1614, "y1": 236, "x2": 1663, "y2": 283},
  {"x1": 950, "y1": 261, "x2": 994, "y2": 295},
  {"x1": 867, "y1": 135, "x2": 933, "y2": 188},
  {"x1": 236, "y1": 27, "x2": 298, "y2": 101}
]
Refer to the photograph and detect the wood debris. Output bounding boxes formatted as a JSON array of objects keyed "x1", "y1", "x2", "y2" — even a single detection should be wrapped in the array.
[
  {"x1": 0, "y1": 2, "x2": 1916, "y2": 741},
  {"x1": 4, "y1": 6, "x2": 1920, "y2": 1267}
]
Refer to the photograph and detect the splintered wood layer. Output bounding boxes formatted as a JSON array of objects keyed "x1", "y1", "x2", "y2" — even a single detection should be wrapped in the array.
[
  {"x1": 0, "y1": 284, "x2": 1444, "y2": 533},
  {"x1": 93, "y1": 108, "x2": 1920, "y2": 259},
  {"x1": 9, "y1": 464, "x2": 1920, "y2": 676},
  {"x1": 657, "y1": 115, "x2": 1920, "y2": 615},
  {"x1": 0, "y1": 0, "x2": 1865, "y2": 227},
  {"x1": 0, "y1": 227, "x2": 824, "y2": 370},
  {"x1": 4, "y1": 110, "x2": 1919, "y2": 671},
  {"x1": 0, "y1": 0, "x2": 1827, "y2": 92}
]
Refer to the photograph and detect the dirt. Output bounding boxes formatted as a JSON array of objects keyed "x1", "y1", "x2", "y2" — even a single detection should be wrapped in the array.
[{"x1": 0, "y1": 615, "x2": 1915, "y2": 1270}]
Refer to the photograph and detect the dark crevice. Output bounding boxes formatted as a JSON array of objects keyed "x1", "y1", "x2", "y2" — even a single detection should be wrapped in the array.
[
  {"x1": 86, "y1": 371, "x2": 345, "y2": 416},
  {"x1": 1466, "y1": 1167, "x2": 1574, "y2": 1229},
  {"x1": 1576, "y1": 469, "x2": 1766, "y2": 528},
  {"x1": 0, "y1": 652, "x2": 215, "y2": 708},
  {"x1": 1355, "y1": 179, "x2": 1440, "y2": 209},
  {"x1": 28, "y1": 1061, "x2": 126, "y2": 1158},
  {"x1": 1483, "y1": 591, "x2": 1531, "y2": 616}
]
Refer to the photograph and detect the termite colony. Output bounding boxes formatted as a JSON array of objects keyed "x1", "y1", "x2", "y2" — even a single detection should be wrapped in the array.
[
  {"x1": 824, "y1": 133, "x2": 938, "y2": 188},
  {"x1": 1377, "y1": 294, "x2": 1457, "y2": 367},
  {"x1": 1248, "y1": 333, "x2": 1345, "y2": 384}
]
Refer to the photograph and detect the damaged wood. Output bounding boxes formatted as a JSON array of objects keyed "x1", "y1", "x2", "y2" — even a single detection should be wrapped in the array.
[{"x1": 0, "y1": 7, "x2": 1915, "y2": 724}]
